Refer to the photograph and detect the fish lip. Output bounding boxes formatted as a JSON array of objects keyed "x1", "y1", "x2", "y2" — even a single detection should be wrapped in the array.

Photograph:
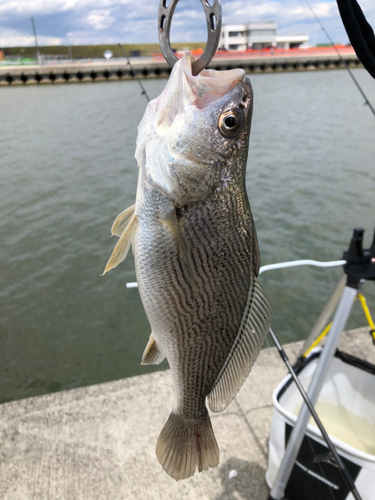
[{"x1": 179, "y1": 52, "x2": 246, "y2": 110}]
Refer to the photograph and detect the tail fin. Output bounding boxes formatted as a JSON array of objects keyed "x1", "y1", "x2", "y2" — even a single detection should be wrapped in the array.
[{"x1": 155, "y1": 410, "x2": 219, "y2": 481}]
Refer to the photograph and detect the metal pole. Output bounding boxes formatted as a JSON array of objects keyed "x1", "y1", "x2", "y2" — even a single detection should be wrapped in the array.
[
  {"x1": 270, "y1": 285, "x2": 358, "y2": 500},
  {"x1": 30, "y1": 17, "x2": 40, "y2": 61},
  {"x1": 268, "y1": 327, "x2": 363, "y2": 500},
  {"x1": 300, "y1": 274, "x2": 346, "y2": 357}
]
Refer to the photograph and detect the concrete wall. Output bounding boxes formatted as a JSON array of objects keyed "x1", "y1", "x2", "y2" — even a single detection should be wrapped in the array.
[{"x1": 0, "y1": 52, "x2": 361, "y2": 86}]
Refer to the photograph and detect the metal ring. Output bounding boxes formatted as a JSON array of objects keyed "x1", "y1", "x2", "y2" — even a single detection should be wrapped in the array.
[{"x1": 158, "y1": 0, "x2": 222, "y2": 76}]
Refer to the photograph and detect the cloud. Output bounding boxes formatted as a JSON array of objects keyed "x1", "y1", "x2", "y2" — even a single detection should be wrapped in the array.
[
  {"x1": 86, "y1": 9, "x2": 114, "y2": 30},
  {"x1": 0, "y1": 27, "x2": 62, "y2": 47},
  {"x1": 0, "y1": 0, "x2": 133, "y2": 16},
  {"x1": 222, "y1": 1, "x2": 340, "y2": 26},
  {"x1": 0, "y1": 0, "x2": 72, "y2": 16},
  {"x1": 0, "y1": 0, "x2": 374, "y2": 47}
]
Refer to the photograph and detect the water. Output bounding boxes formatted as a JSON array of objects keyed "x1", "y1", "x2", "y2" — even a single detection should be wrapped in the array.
[
  {"x1": 292, "y1": 401, "x2": 375, "y2": 455},
  {"x1": 1, "y1": 69, "x2": 375, "y2": 404}
]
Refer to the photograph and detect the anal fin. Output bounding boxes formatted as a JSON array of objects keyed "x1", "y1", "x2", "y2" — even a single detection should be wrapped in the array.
[
  {"x1": 141, "y1": 333, "x2": 165, "y2": 365},
  {"x1": 208, "y1": 276, "x2": 272, "y2": 413}
]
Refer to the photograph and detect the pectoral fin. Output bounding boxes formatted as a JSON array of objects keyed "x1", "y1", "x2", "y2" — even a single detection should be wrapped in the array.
[
  {"x1": 141, "y1": 333, "x2": 165, "y2": 365},
  {"x1": 207, "y1": 277, "x2": 272, "y2": 413},
  {"x1": 102, "y1": 213, "x2": 138, "y2": 275},
  {"x1": 111, "y1": 204, "x2": 135, "y2": 237}
]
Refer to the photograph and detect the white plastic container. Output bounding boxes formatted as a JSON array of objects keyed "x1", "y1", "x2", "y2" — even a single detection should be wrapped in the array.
[{"x1": 266, "y1": 349, "x2": 375, "y2": 500}]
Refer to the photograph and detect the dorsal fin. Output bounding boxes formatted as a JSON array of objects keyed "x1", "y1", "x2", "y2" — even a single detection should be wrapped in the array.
[
  {"x1": 102, "y1": 213, "x2": 138, "y2": 275},
  {"x1": 111, "y1": 204, "x2": 136, "y2": 237},
  {"x1": 207, "y1": 277, "x2": 272, "y2": 413},
  {"x1": 141, "y1": 333, "x2": 165, "y2": 365}
]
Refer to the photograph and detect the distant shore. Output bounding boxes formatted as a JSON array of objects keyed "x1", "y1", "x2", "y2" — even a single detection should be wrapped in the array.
[
  {"x1": 1, "y1": 43, "x2": 206, "y2": 61},
  {"x1": 0, "y1": 46, "x2": 361, "y2": 86}
]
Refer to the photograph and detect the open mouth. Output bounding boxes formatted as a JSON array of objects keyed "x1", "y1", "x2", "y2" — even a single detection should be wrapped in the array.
[
  {"x1": 135, "y1": 51, "x2": 246, "y2": 195},
  {"x1": 150, "y1": 51, "x2": 245, "y2": 131},
  {"x1": 179, "y1": 52, "x2": 245, "y2": 109}
]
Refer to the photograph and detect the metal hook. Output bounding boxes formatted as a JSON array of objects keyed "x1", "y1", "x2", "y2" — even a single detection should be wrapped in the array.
[{"x1": 158, "y1": 0, "x2": 222, "y2": 76}]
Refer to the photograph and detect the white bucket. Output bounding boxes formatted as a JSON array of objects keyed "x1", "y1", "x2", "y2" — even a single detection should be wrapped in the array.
[{"x1": 266, "y1": 348, "x2": 375, "y2": 500}]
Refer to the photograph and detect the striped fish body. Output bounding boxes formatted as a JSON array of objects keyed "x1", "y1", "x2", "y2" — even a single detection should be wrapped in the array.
[
  {"x1": 135, "y1": 166, "x2": 254, "y2": 413},
  {"x1": 103, "y1": 53, "x2": 272, "y2": 481}
]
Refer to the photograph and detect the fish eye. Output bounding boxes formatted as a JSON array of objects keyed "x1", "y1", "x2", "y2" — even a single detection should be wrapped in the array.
[{"x1": 218, "y1": 109, "x2": 244, "y2": 138}]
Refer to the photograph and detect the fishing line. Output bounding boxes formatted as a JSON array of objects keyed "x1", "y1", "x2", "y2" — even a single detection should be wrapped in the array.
[
  {"x1": 118, "y1": 43, "x2": 150, "y2": 103},
  {"x1": 304, "y1": 0, "x2": 375, "y2": 117}
]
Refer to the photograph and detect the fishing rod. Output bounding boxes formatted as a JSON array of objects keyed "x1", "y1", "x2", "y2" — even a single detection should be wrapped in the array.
[
  {"x1": 268, "y1": 327, "x2": 363, "y2": 500},
  {"x1": 336, "y1": 0, "x2": 375, "y2": 80},
  {"x1": 118, "y1": 43, "x2": 150, "y2": 103},
  {"x1": 304, "y1": 0, "x2": 375, "y2": 117}
]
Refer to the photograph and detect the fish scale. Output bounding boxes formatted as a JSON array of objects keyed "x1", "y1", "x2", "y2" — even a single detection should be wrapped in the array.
[
  {"x1": 103, "y1": 53, "x2": 272, "y2": 480},
  {"x1": 134, "y1": 179, "x2": 253, "y2": 419}
]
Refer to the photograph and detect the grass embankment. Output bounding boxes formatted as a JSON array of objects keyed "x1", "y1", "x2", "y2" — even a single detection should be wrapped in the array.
[{"x1": 4, "y1": 43, "x2": 205, "y2": 59}]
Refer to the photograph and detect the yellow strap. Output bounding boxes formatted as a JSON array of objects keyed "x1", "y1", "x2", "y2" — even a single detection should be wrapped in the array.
[
  {"x1": 303, "y1": 293, "x2": 375, "y2": 358},
  {"x1": 303, "y1": 322, "x2": 332, "y2": 358},
  {"x1": 358, "y1": 293, "x2": 375, "y2": 342}
]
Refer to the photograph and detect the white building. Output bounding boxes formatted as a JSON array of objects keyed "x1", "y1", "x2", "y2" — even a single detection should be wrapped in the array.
[{"x1": 220, "y1": 22, "x2": 308, "y2": 51}]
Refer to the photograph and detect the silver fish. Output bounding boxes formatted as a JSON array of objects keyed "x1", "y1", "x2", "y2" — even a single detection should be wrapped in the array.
[{"x1": 103, "y1": 52, "x2": 272, "y2": 481}]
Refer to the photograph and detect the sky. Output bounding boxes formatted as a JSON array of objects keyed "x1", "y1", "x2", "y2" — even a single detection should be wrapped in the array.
[{"x1": 0, "y1": 0, "x2": 374, "y2": 48}]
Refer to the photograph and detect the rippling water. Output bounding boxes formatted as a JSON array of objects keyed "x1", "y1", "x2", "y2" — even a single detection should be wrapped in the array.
[{"x1": 0, "y1": 69, "x2": 374, "y2": 404}]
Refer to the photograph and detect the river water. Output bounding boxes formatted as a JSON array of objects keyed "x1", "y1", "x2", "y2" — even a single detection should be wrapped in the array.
[{"x1": 1, "y1": 69, "x2": 374, "y2": 404}]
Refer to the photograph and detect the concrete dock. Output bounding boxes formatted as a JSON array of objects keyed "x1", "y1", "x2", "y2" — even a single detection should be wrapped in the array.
[
  {"x1": 0, "y1": 49, "x2": 361, "y2": 86},
  {"x1": 1, "y1": 327, "x2": 374, "y2": 500}
]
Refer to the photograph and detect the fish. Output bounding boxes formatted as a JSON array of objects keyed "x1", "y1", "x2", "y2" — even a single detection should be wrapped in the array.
[{"x1": 103, "y1": 52, "x2": 272, "y2": 481}]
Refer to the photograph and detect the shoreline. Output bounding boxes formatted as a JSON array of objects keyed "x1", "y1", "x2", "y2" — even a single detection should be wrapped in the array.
[
  {"x1": 0, "y1": 51, "x2": 361, "y2": 86},
  {"x1": 1, "y1": 327, "x2": 373, "y2": 499}
]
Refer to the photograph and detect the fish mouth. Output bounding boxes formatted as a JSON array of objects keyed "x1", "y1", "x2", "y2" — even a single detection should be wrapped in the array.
[
  {"x1": 134, "y1": 52, "x2": 247, "y2": 203},
  {"x1": 179, "y1": 52, "x2": 246, "y2": 110}
]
